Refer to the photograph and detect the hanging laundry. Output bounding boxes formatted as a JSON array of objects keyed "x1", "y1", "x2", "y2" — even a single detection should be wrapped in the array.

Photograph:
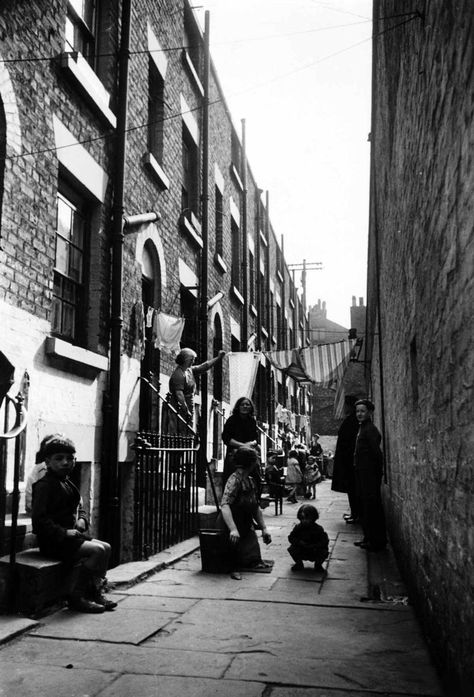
[
  {"x1": 228, "y1": 352, "x2": 260, "y2": 407},
  {"x1": 153, "y1": 312, "x2": 185, "y2": 353},
  {"x1": 134, "y1": 301, "x2": 146, "y2": 360},
  {"x1": 145, "y1": 306, "x2": 154, "y2": 328}
]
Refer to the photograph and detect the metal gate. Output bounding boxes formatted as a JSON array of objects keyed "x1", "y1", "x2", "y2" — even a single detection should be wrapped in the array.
[{"x1": 133, "y1": 431, "x2": 199, "y2": 560}]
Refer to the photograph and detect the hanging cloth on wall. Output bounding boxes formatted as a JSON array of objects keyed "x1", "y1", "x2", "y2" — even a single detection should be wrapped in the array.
[
  {"x1": 153, "y1": 312, "x2": 185, "y2": 353},
  {"x1": 300, "y1": 340, "x2": 352, "y2": 388},
  {"x1": 228, "y1": 352, "x2": 261, "y2": 407},
  {"x1": 265, "y1": 340, "x2": 353, "y2": 387}
]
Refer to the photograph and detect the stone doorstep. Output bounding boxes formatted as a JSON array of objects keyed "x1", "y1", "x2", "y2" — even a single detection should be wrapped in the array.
[
  {"x1": 0, "y1": 548, "x2": 69, "y2": 618},
  {"x1": 107, "y1": 536, "x2": 200, "y2": 589}
]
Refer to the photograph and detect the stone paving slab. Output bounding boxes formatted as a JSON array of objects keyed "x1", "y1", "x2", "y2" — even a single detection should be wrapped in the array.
[
  {"x1": 228, "y1": 653, "x2": 443, "y2": 695},
  {"x1": 113, "y1": 594, "x2": 199, "y2": 612},
  {"x1": 142, "y1": 598, "x2": 442, "y2": 694},
  {"x1": 270, "y1": 687, "x2": 420, "y2": 697},
  {"x1": 129, "y1": 569, "x2": 278, "y2": 595},
  {"x1": 0, "y1": 661, "x2": 117, "y2": 697},
  {"x1": 31, "y1": 607, "x2": 179, "y2": 644},
  {"x1": 107, "y1": 537, "x2": 199, "y2": 587},
  {"x1": 0, "y1": 616, "x2": 38, "y2": 644},
  {"x1": 230, "y1": 586, "x2": 377, "y2": 610},
  {"x1": 95, "y1": 674, "x2": 265, "y2": 697},
  {"x1": 0, "y1": 637, "x2": 232, "y2": 678}
]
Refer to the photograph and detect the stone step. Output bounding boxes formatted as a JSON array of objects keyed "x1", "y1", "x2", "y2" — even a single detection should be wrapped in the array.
[{"x1": 0, "y1": 549, "x2": 68, "y2": 617}]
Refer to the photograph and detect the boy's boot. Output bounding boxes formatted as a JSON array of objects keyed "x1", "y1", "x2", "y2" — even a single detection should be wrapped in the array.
[
  {"x1": 89, "y1": 576, "x2": 118, "y2": 611},
  {"x1": 68, "y1": 565, "x2": 105, "y2": 613}
]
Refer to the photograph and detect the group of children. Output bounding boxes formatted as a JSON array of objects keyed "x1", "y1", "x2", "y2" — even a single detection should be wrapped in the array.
[
  {"x1": 262, "y1": 447, "x2": 329, "y2": 572},
  {"x1": 29, "y1": 433, "x2": 328, "y2": 613}
]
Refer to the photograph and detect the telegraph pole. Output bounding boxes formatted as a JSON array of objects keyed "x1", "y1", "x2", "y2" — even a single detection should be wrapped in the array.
[
  {"x1": 287, "y1": 260, "x2": 323, "y2": 314},
  {"x1": 287, "y1": 261, "x2": 323, "y2": 345}
]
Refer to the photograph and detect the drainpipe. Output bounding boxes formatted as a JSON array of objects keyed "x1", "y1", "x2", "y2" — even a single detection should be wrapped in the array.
[
  {"x1": 369, "y1": 3, "x2": 387, "y2": 481},
  {"x1": 291, "y1": 269, "x2": 298, "y2": 346},
  {"x1": 265, "y1": 191, "x2": 271, "y2": 346},
  {"x1": 265, "y1": 191, "x2": 274, "y2": 438},
  {"x1": 102, "y1": 0, "x2": 132, "y2": 565},
  {"x1": 255, "y1": 189, "x2": 263, "y2": 350},
  {"x1": 241, "y1": 118, "x2": 248, "y2": 347},
  {"x1": 281, "y1": 235, "x2": 286, "y2": 350},
  {"x1": 198, "y1": 11, "x2": 210, "y2": 486},
  {"x1": 280, "y1": 234, "x2": 287, "y2": 407}
]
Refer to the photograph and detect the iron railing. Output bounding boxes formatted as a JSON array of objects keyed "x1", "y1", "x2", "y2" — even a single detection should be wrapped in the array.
[{"x1": 132, "y1": 431, "x2": 199, "y2": 560}]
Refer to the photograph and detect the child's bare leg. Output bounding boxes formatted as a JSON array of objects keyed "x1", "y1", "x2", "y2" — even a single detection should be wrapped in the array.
[
  {"x1": 71, "y1": 540, "x2": 117, "y2": 611},
  {"x1": 75, "y1": 540, "x2": 111, "y2": 576}
]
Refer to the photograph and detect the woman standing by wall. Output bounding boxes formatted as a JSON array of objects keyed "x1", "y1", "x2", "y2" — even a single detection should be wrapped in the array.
[{"x1": 353, "y1": 399, "x2": 387, "y2": 552}]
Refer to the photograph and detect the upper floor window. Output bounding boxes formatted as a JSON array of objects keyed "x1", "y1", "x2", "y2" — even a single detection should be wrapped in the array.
[
  {"x1": 52, "y1": 188, "x2": 88, "y2": 342},
  {"x1": 148, "y1": 58, "x2": 165, "y2": 164},
  {"x1": 183, "y1": 5, "x2": 202, "y2": 80},
  {"x1": 65, "y1": 0, "x2": 97, "y2": 67},
  {"x1": 231, "y1": 218, "x2": 240, "y2": 290},
  {"x1": 215, "y1": 186, "x2": 223, "y2": 256},
  {"x1": 276, "y1": 302, "x2": 282, "y2": 346},
  {"x1": 249, "y1": 251, "x2": 255, "y2": 307},
  {"x1": 276, "y1": 246, "x2": 283, "y2": 278},
  {"x1": 269, "y1": 290, "x2": 275, "y2": 338},
  {"x1": 0, "y1": 100, "x2": 5, "y2": 239},
  {"x1": 182, "y1": 126, "x2": 199, "y2": 217},
  {"x1": 258, "y1": 270, "x2": 265, "y2": 322}
]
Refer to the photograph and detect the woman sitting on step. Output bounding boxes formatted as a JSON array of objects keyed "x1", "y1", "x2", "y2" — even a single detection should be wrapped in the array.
[{"x1": 31, "y1": 434, "x2": 117, "y2": 614}]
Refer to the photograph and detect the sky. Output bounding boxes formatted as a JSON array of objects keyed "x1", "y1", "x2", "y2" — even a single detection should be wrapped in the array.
[{"x1": 194, "y1": 0, "x2": 373, "y2": 328}]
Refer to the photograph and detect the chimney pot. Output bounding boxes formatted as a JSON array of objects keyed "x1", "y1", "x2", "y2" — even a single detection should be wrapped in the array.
[
  {"x1": 359, "y1": 297, "x2": 363, "y2": 306},
  {"x1": 352, "y1": 295, "x2": 356, "y2": 306}
]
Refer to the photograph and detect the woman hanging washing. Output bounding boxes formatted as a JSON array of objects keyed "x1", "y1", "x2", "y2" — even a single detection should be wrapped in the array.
[{"x1": 167, "y1": 347, "x2": 225, "y2": 433}]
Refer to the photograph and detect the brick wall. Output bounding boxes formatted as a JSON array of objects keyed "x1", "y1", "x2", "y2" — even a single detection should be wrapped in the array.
[
  {"x1": 367, "y1": 2, "x2": 474, "y2": 693},
  {"x1": 0, "y1": 0, "x2": 312, "y2": 556}
]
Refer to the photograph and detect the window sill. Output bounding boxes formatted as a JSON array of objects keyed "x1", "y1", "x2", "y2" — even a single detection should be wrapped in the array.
[
  {"x1": 230, "y1": 163, "x2": 244, "y2": 191},
  {"x1": 276, "y1": 269, "x2": 284, "y2": 283},
  {"x1": 250, "y1": 304, "x2": 258, "y2": 317},
  {"x1": 46, "y1": 337, "x2": 108, "y2": 376},
  {"x1": 261, "y1": 327, "x2": 269, "y2": 339},
  {"x1": 214, "y1": 253, "x2": 227, "y2": 274},
  {"x1": 143, "y1": 152, "x2": 170, "y2": 190},
  {"x1": 59, "y1": 52, "x2": 116, "y2": 129},
  {"x1": 182, "y1": 50, "x2": 204, "y2": 96},
  {"x1": 259, "y1": 230, "x2": 268, "y2": 247},
  {"x1": 289, "y1": 297, "x2": 295, "y2": 309},
  {"x1": 180, "y1": 213, "x2": 203, "y2": 249},
  {"x1": 231, "y1": 286, "x2": 244, "y2": 306}
]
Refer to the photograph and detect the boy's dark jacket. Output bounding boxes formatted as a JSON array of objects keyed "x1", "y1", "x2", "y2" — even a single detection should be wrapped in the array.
[
  {"x1": 32, "y1": 471, "x2": 90, "y2": 561},
  {"x1": 288, "y1": 522, "x2": 329, "y2": 553}
]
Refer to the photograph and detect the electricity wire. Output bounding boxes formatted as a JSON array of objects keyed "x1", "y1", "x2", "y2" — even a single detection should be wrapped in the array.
[
  {"x1": 0, "y1": 18, "x2": 387, "y2": 66},
  {"x1": 1, "y1": 15, "x2": 420, "y2": 163}
]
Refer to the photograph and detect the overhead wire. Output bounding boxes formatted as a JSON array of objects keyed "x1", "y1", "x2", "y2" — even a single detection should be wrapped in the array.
[
  {"x1": 0, "y1": 20, "x2": 371, "y2": 66},
  {"x1": 1, "y1": 14, "x2": 420, "y2": 164}
]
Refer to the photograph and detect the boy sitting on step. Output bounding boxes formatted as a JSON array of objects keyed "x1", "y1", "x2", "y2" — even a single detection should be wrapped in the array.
[{"x1": 31, "y1": 435, "x2": 117, "y2": 613}]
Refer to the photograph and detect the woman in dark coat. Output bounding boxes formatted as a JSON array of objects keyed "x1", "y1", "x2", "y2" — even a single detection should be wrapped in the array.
[
  {"x1": 331, "y1": 395, "x2": 360, "y2": 523},
  {"x1": 352, "y1": 400, "x2": 387, "y2": 552},
  {"x1": 222, "y1": 397, "x2": 259, "y2": 486}
]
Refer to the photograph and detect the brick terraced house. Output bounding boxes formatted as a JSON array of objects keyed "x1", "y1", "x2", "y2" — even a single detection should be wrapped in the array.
[{"x1": 0, "y1": 0, "x2": 312, "y2": 571}]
